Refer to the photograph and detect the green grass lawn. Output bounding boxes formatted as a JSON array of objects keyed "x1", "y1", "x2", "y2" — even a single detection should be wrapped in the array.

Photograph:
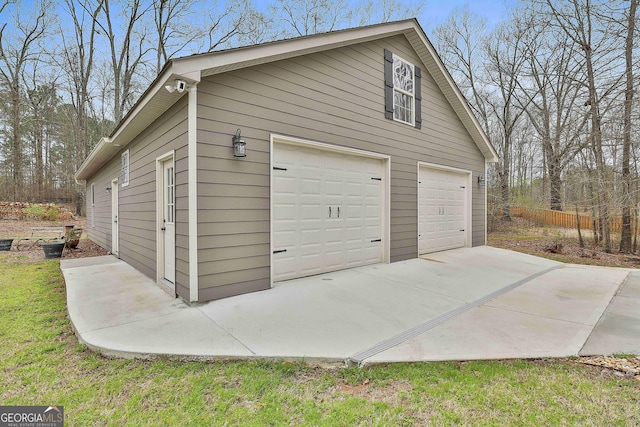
[{"x1": 1, "y1": 254, "x2": 638, "y2": 426}]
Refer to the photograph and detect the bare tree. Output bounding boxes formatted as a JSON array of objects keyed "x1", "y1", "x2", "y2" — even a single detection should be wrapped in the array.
[
  {"x1": 484, "y1": 20, "x2": 530, "y2": 219},
  {"x1": 619, "y1": 0, "x2": 637, "y2": 252},
  {"x1": 93, "y1": 0, "x2": 151, "y2": 123},
  {"x1": 270, "y1": 0, "x2": 352, "y2": 37},
  {"x1": 434, "y1": 7, "x2": 491, "y2": 134},
  {"x1": 351, "y1": 0, "x2": 424, "y2": 26},
  {"x1": 236, "y1": 7, "x2": 280, "y2": 46},
  {"x1": 154, "y1": 0, "x2": 195, "y2": 72},
  {"x1": 0, "y1": 1, "x2": 49, "y2": 201},
  {"x1": 60, "y1": 0, "x2": 102, "y2": 161},
  {"x1": 540, "y1": 0, "x2": 626, "y2": 252},
  {"x1": 204, "y1": 0, "x2": 251, "y2": 52},
  {"x1": 24, "y1": 76, "x2": 59, "y2": 202},
  {"x1": 515, "y1": 11, "x2": 589, "y2": 210}
]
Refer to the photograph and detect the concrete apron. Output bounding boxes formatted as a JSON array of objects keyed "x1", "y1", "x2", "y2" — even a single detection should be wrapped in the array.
[{"x1": 60, "y1": 246, "x2": 634, "y2": 365}]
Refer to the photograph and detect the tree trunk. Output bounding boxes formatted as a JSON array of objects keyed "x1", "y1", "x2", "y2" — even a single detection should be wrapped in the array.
[
  {"x1": 11, "y1": 82, "x2": 23, "y2": 202},
  {"x1": 35, "y1": 126, "x2": 44, "y2": 201},
  {"x1": 549, "y1": 161, "x2": 562, "y2": 211},
  {"x1": 619, "y1": 0, "x2": 636, "y2": 253},
  {"x1": 500, "y1": 171, "x2": 511, "y2": 220},
  {"x1": 576, "y1": 204, "x2": 585, "y2": 248}
]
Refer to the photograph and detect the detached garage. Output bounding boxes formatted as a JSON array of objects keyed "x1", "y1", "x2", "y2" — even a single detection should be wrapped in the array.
[{"x1": 76, "y1": 19, "x2": 498, "y2": 304}]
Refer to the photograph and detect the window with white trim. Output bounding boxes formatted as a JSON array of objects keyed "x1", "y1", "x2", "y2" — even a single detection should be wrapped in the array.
[
  {"x1": 392, "y1": 55, "x2": 415, "y2": 125},
  {"x1": 121, "y1": 150, "x2": 130, "y2": 187},
  {"x1": 384, "y1": 49, "x2": 422, "y2": 129},
  {"x1": 90, "y1": 182, "x2": 95, "y2": 227}
]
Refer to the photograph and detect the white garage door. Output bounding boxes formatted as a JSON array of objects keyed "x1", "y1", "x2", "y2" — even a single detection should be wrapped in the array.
[
  {"x1": 273, "y1": 143, "x2": 384, "y2": 281},
  {"x1": 418, "y1": 167, "x2": 468, "y2": 254}
]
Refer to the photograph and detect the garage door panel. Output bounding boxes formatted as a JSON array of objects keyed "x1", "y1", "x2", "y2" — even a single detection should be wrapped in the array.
[
  {"x1": 273, "y1": 143, "x2": 384, "y2": 281},
  {"x1": 419, "y1": 167, "x2": 468, "y2": 255}
]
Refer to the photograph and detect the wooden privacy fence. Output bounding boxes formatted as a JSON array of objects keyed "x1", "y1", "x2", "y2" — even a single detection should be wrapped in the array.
[{"x1": 506, "y1": 206, "x2": 626, "y2": 232}]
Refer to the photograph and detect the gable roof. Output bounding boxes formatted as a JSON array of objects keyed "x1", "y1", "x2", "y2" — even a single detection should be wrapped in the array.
[{"x1": 75, "y1": 18, "x2": 498, "y2": 181}]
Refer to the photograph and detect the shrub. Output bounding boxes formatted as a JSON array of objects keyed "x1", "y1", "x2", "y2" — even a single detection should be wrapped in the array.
[
  {"x1": 22, "y1": 204, "x2": 60, "y2": 221},
  {"x1": 23, "y1": 204, "x2": 47, "y2": 220},
  {"x1": 45, "y1": 206, "x2": 59, "y2": 221}
]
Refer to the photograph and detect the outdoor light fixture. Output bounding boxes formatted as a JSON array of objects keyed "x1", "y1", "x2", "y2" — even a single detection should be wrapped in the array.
[
  {"x1": 477, "y1": 175, "x2": 486, "y2": 187},
  {"x1": 232, "y1": 128, "x2": 246, "y2": 157},
  {"x1": 164, "y1": 79, "x2": 187, "y2": 93},
  {"x1": 105, "y1": 187, "x2": 112, "y2": 195}
]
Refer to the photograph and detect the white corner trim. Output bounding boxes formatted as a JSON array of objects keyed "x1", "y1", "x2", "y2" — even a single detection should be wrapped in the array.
[
  {"x1": 269, "y1": 135, "x2": 275, "y2": 288},
  {"x1": 484, "y1": 161, "x2": 488, "y2": 245},
  {"x1": 188, "y1": 85, "x2": 199, "y2": 302}
]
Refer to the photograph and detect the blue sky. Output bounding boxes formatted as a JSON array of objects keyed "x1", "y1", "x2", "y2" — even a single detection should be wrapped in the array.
[
  {"x1": 421, "y1": 0, "x2": 513, "y2": 28},
  {"x1": 249, "y1": 0, "x2": 513, "y2": 31}
]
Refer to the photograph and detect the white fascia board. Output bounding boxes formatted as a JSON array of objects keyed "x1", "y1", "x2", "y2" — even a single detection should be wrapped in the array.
[
  {"x1": 171, "y1": 20, "x2": 416, "y2": 78},
  {"x1": 109, "y1": 67, "x2": 199, "y2": 145},
  {"x1": 75, "y1": 66, "x2": 201, "y2": 181},
  {"x1": 75, "y1": 136, "x2": 112, "y2": 181}
]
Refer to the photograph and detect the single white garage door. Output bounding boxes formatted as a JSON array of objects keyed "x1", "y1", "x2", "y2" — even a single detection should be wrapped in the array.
[
  {"x1": 418, "y1": 167, "x2": 468, "y2": 254},
  {"x1": 273, "y1": 143, "x2": 384, "y2": 281}
]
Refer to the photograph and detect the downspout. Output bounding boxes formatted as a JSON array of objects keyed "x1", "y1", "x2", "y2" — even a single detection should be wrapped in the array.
[{"x1": 188, "y1": 84, "x2": 199, "y2": 302}]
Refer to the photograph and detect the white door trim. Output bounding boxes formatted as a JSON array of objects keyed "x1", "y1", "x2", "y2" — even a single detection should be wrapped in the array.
[
  {"x1": 156, "y1": 150, "x2": 176, "y2": 294},
  {"x1": 417, "y1": 162, "x2": 472, "y2": 256},
  {"x1": 270, "y1": 133, "x2": 391, "y2": 286},
  {"x1": 111, "y1": 178, "x2": 119, "y2": 256}
]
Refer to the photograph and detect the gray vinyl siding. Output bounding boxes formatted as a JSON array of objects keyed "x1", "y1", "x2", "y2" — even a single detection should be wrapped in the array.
[
  {"x1": 196, "y1": 34, "x2": 486, "y2": 299},
  {"x1": 86, "y1": 162, "x2": 120, "y2": 250},
  {"x1": 85, "y1": 97, "x2": 190, "y2": 299}
]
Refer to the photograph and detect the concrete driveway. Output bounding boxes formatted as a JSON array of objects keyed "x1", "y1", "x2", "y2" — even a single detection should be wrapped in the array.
[{"x1": 61, "y1": 246, "x2": 640, "y2": 365}]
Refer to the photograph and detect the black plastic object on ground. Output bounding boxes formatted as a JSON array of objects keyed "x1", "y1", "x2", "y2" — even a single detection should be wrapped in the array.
[
  {"x1": 42, "y1": 241, "x2": 65, "y2": 258},
  {"x1": 0, "y1": 238, "x2": 13, "y2": 251}
]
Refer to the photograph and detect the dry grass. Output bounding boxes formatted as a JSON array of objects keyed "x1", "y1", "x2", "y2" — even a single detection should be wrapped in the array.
[{"x1": 488, "y1": 216, "x2": 640, "y2": 268}]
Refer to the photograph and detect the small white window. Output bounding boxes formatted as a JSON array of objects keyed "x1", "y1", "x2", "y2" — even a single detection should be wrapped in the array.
[
  {"x1": 121, "y1": 150, "x2": 130, "y2": 187},
  {"x1": 90, "y1": 182, "x2": 95, "y2": 227},
  {"x1": 392, "y1": 54, "x2": 415, "y2": 125}
]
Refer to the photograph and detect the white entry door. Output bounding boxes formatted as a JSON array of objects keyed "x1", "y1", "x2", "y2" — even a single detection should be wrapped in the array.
[
  {"x1": 272, "y1": 143, "x2": 385, "y2": 282},
  {"x1": 111, "y1": 178, "x2": 119, "y2": 256},
  {"x1": 162, "y1": 159, "x2": 176, "y2": 284},
  {"x1": 418, "y1": 166, "x2": 468, "y2": 254}
]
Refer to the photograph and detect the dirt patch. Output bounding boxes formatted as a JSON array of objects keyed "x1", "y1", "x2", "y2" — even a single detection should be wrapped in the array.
[
  {"x1": 567, "y1": 356, "x2": 640, "y2": 381},
  {"x1": 488, "y1": 217, "x2": 640, "y2": 268},
  {"x1": 335, "y1": 379, "x2": 412, "y2": 404}
]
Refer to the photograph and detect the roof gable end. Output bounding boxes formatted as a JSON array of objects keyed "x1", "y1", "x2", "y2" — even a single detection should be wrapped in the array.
[{"x1": 76, "y1": 19, "x2": 497, "y2": 181}]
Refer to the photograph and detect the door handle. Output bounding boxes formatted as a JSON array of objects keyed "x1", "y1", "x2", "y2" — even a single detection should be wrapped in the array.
[{"x1": 161, "y1": 227, "x2": 166, "y2": 231}]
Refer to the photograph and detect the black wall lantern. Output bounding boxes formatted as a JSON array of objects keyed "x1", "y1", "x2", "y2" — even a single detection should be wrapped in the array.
[
  {"x1": 477, "y1": 175, "x2": 486, "y2": 187},
  {"x1": 105, "y1": 187, "x2": 112, "y2": 195},
  {"x1": 232, "y1": 128, "x2": 246, "y2": 157}
]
